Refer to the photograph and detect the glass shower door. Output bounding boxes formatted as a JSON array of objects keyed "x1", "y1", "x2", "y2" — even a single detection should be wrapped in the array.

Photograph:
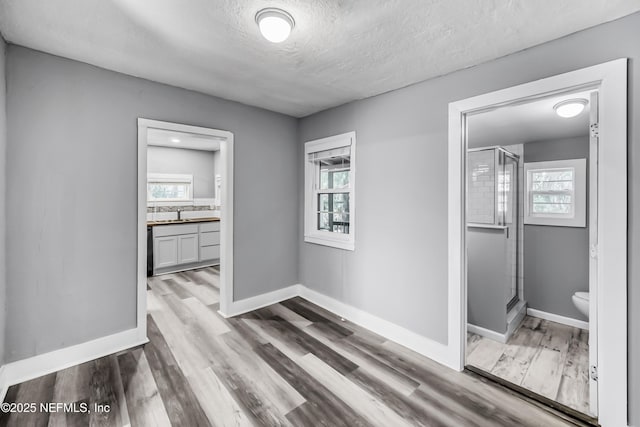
[{"x1": 498, "y1": 151, "x2": 519, "y2": 310}]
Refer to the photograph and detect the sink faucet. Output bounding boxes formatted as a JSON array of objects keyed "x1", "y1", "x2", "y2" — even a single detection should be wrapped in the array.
[{"x1": 177, "y1": 209, "x2": 182, "y2": 221}]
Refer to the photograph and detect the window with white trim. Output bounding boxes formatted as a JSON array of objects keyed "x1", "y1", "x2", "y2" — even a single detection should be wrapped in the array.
[
  {"x1": 147, "y1": 173, "x2": 193, "y2": 202},
  {"x1": 524, "y1": 159, "x2": 586, "y2": 227},
  {"x1": 304, "y1": 132, "x2": 356, "y2": 250}
]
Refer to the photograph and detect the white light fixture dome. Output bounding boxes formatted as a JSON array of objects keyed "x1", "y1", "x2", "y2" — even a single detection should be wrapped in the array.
[
  {"x1": 554, "y1": 98, "x2": 588, "y2": 118},
  {"x1": 256, "y1": 8, "x2": 295, "y2": 43}
]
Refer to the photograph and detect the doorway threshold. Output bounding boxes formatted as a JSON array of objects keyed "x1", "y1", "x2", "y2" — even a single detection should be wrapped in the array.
[{"x1": 464, "y1": 365, "x2": 599, "y2": 427}]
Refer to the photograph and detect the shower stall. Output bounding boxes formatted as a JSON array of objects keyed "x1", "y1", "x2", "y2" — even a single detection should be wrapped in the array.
[{"x1": 466, "y1": 146, "x2": 524, "y2": 340}]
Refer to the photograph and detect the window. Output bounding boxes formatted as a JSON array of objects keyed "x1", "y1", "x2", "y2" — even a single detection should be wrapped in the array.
[
  {"x1": 524, "y1": 159, "x2": 586, "y2": 227},
  {"x1": 304, "y1": 132, "x2": 356, "y2": 250},
  {"x1": 147, "y1": 173, "x2": 193, "y2": 202}
]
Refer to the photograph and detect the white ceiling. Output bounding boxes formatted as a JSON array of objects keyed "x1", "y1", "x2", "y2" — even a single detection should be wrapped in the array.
[
  {"x1": 467, "y1": 90, "x2": 592, "y2": 148},
  {"x1": 147, "y1": 128, "x2": 221, "y2": 151},
  {"x1": 1, "y1": 1, "x2": 639, "y2": 117}
]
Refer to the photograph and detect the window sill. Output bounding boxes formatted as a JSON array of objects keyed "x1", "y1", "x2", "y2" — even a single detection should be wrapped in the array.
[{"x1": 304, "y1": 235, "x2": 354, "y2": 251}]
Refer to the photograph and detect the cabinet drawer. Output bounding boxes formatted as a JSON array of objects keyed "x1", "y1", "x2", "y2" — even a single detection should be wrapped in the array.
[
  {"x1": 200, "y1": 231, "x2": 220, "y2": 246},
  {"x1": 199, "y1": 221, "x2": 220, "y2": 233},
  {"x1": 153, "y1": 223, "x2": 198, "y2": 237},
  {"x1": 200, "y1": 245, "x2": 220, "y2": 261}
]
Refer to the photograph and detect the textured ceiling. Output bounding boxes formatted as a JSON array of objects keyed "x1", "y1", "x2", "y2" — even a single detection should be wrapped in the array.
[
  {"x1": 468, "y1": 90, "x2": 592, "y2": 149},
  {"x1": 0, "y1": 1, "x2": 639, "y2": 117}
]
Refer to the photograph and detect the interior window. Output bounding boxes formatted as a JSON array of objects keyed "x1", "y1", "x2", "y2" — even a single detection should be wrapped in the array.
[
  {"x1": 147, "y1": 173, "x2": 193, "y2": 202},
  {"x1": 524, "y1": 159, "x2": 586, "y2": 227}
]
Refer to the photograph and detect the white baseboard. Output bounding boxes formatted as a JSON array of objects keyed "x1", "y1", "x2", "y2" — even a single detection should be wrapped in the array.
[
  {"x1": 0, "y1": 365, "x2": 7, "y2": 403},
  {"x1": 298, "y1": 287, "x2": 454, "y2": 369},
  {"x1": 527, "y1": 308, "x2": 589, "y2": 330},
  {"x1": 218, "y1": 284, "x2": 455, "y2": 370},
  {"x1": 0, "y1": 284, "x2": 459, "y2": 402},
  {"x1": 0, "y1": 328, "x2": 147, "y2": 402},
  {"x1": 220, "y1": 284, "x2": 302, "y2": 318},
  {"x1": 467, "y1": 323, "x2": 507, "y2": 343}
]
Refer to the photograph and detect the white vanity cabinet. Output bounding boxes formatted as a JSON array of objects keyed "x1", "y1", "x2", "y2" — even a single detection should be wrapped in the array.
[
  {"x1": 151, "y1": 221, "x2": 220, "y2": 275},
  {"x1": 153, "y1": 223, "x2": 199, "y2": 272}
]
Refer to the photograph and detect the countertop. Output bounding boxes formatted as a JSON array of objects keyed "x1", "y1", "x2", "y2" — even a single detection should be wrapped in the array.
[{"x1": 147, "y1": 217, "x2": 220, "y2": 226}]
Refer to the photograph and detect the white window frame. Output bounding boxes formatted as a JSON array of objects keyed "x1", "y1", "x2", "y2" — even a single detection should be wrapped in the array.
[
  {"x1": 524, "y1": 159, "x2": 586, "y2": 227},
  {"x1": 147, "y1": 172, "x2": 193, "y2": 203},
  {"x1": 304, "y1": 131, "x2": 356, "y2": 251}
]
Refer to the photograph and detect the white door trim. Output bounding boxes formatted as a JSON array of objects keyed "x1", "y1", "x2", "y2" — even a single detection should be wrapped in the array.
[
  {"x1": 588, "y1": 90, "x2": 600, "y2": 415},
  {"x1": 137, "y1": 119, "x2": 235, "y2": 335},
  {"x1": 447, "y1": 59, "x2": 627, "y2": 427}
]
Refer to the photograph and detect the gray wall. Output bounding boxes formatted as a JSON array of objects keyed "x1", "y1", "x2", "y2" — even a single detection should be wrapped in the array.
[
  {"x1": 523, "y1": 136, "x2": 589, "y2": 321},
  {"x1": 467, "y1": 228, "x2": 508, "y2": 333},
  {"x1": 298, "y1": 12, "x2": 640, "y2": 423},
  {"x1": 147, "y1": 146, "x2": 216, "y2": 199},
  {"x1": 5, "y1": 45, "x2": 299, "y2": 362},
  {"x1": 0, "y1": 37, "x2": 6, "y2": 365}
]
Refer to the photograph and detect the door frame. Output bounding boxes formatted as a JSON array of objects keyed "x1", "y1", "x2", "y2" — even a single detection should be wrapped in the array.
[
  {"x1": 447, "y1": 59, "x2": 627, "y2": 426},
  {"x1": 136, "y1": 118, "x2": 235, "y2": 339}
]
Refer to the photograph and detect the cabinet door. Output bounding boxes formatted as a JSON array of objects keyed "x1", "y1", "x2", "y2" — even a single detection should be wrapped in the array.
[
  {"x1": 154, "y1": 236, "x2": 178, "y2": 269},
  {"x1": 178, "y1": 234, "x2": 199, "y2": 264}
]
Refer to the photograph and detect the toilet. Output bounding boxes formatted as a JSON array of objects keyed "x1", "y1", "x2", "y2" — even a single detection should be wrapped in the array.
[{"x1": 572, "y1": 291, "x2": 589, "y2": 319}]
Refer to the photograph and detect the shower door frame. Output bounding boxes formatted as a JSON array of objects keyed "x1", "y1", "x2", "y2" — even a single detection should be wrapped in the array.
[
  {"x1": 447, "y1": 59, "x2": 627, "y2": 426},
  {"x1": 467, "y1": 146, "x2": 520, "y2": 311}
]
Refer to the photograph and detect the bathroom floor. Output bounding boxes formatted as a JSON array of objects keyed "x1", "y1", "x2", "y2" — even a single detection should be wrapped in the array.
[{"x1": 466, "y1": 316, "x2": 590, "y2": 415}]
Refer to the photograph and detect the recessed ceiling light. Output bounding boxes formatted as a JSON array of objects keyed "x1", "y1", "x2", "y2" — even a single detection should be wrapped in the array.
[
  {"x1": 553, "y1": 98, "x2": 588, "y2": 118},
  {"x1": 255, "y1": 8, "x2": 295, "y2": 43},
  {"x1": 170, "y1": 138, "x2": 181, "y2": 143}
]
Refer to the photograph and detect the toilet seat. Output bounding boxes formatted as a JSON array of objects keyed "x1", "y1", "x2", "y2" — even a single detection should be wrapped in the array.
[{"x1": 574, "y1": 291, "x2": 589, "y2": 301}]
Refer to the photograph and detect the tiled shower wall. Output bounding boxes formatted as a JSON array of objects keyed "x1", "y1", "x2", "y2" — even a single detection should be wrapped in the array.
[
  {"x1": 467, "y1": 146, "x2": 525, "y2": 309},
  {"x1": 468, "y1": 150, "x2": 495, "y2": 224}
]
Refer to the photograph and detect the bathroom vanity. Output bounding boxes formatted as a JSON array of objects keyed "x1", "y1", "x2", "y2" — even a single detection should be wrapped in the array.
[{"x1": 147, "y1": 217, "x2": 220, "y2": 276}]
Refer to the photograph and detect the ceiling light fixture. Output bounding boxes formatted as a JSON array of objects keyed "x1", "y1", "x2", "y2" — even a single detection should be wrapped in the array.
[
  {"x1": 553, "y1": 98, "x2": 588, "y2": 118},
  {"x1": 255, "y1": 8, "x2": 295, "y2": 43},
  {"x1": 170, "y1": 138, "x2": 181, "y2": 143}
]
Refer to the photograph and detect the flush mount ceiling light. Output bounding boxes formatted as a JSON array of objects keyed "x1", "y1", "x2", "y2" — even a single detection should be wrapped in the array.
[
  {"x1": 255, "y1": 8, "x2": 295, "y2": 43},
  {"x1": 170, "y1": 137, "x2": 181, "y2": 143},
  {"x1": 553, "y1": 98, "x2": 588, "y2": 118}
]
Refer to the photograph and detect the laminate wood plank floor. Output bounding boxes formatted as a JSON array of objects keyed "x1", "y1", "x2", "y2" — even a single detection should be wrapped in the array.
[
  {"x1": 2, "y1": 267, "x2": 576, "y2": 426},
  {"x1": 466, "y1": 316, "x2": 590, "y2": 415}
]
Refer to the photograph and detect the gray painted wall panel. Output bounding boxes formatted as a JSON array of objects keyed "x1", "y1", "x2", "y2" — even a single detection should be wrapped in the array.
[
  {"x1": 523, "y1": 136, "x2": 590, "y2": 321},
  {"x1": 147, "y1": 146, "x2": 216, "y2": 199},
  {"x1": 467, "y1": 228, "x2": 508, "y2": 333},
  {"x1": 5, "y1": 46, "x2": 298, "y2": 362},
  {"x1": 0, "y1": 37, "x2": 6, "y2": 365},
  {"x1": 298, "y1": 13, "x2": 640, "y2": 422}
]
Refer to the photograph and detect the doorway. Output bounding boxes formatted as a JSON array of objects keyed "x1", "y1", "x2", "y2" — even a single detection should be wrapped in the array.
[
  {"x1": 136, "y1": 119, "x2": 235, "y2": 340},
  {"x1": 447, "y1": 59, "x2": 627, "y2": 427},
  {"x1": 464, "y1": 88, "x2": 597, "y2": 419}
]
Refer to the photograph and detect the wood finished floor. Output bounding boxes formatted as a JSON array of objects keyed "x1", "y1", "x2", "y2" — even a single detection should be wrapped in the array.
[
  {"x1": 466, "y1": 316, "x2": 590, "y2": 415},
  {"x1": 1, "y1": 267, "x2": 577, "y2": 427}
]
